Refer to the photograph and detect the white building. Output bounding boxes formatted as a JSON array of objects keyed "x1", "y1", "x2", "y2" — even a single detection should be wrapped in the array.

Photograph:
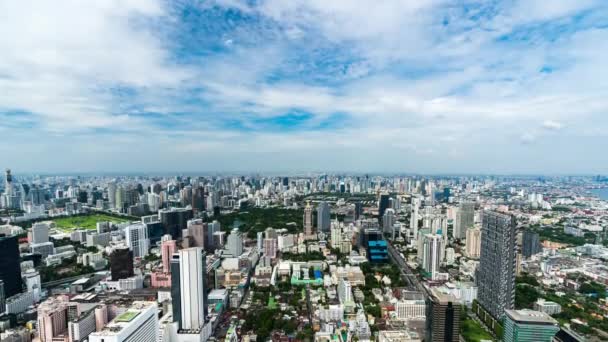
[
  {"x1": 422, "y1": 234, "x2": 443, "y2": 280},
  {"x1": 395, "y1": 300, "x2": 426, "y2": 320},
  {"x1": 125, "y1": 223, "x2": 149, "y2": 258},
  {"x1": 176, "y1": 248, "x2": 207, "y2": 331},
  {"x1": 89, "y1": 302, "x2": 158, "y2": 342},
  {"x1": 338, "y1": 279, "x2": 353, "y2": 304},
  {"x1": 31, "y1": 222, "x2": 50, "y2": 244},
  {"x1": 465, "y1": 227, "x2": 481, "y2": 259},
  {"x1": 533, "y1": 299, "x2": 562, "y2": 315},
  {"x1": 68, "y1": 308, "x2": 97, "y2": 342},
  {"x1": 226, "y1": 228, "x2": 243, "y2": 257}
]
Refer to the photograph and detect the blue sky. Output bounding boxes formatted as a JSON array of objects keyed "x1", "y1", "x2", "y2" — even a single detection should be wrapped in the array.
[{"x1": 1, "y1": 0, "x2": 607, "y2": 174}]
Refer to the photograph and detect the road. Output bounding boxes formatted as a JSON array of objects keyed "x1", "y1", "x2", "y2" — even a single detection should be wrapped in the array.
[
  {"x1": 386, "y1": 242, "x2": 431, "y2": 299},
  {"x1": 41, "y1": 272, "x2": 98, "y2": 288}
]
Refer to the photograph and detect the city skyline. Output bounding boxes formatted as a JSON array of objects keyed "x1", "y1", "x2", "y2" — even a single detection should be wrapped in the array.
[{"x1": 1, "y1": 1, "x2": 608, "y2": 173}]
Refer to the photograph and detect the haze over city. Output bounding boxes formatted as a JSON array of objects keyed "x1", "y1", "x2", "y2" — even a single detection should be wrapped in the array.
[{"x1": 2, "y1": 1, "x2": 608, "y2": 173}]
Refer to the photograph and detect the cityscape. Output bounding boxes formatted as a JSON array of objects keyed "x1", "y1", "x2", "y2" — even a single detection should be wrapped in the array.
[
  {"x1": 2, "y1": 1, "x2": 608, "y2": 342},
  {"x1": 0, "y1": 171, "x2": 607, "y2": 342}
]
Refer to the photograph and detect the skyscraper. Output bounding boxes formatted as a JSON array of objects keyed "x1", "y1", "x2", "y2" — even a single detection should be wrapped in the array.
[
  {"x1": 477, "y1": 210, "x2": 517, "y2": 320},
  {"x1": 465, "y1": 227, "x2": 481, "y2": 259},
  {"x1": 226, "y1": 228, "x2": 243, "y2": 257},
  {"x1": 37, "y1": 296, "x2": 69, "y2": 342},
  {"x1": 454, "y1": 202, "x2": 475, "y2": 240},
  {"x1": 0, "y1": 235, "x2": 22, "y2": 297},
  {"x1": 171, "y1": 248, "x2": 208, "y2": 331},
  {"x1": 186, "y1": 219, "x2": 206, "y2": 248},
  {"x1": 316, "y1": 201, "x2": 330, "y2": 232},
  {"x1": 410, "y1": 197, "x2": 420, "y2": 240},
  {"x1": 31, "y1": 223, "x2": 50, "y2": 244},
  {"x1": 522, "y1": 230, "x2": 542, "y2": 258},
  {"x1": 109, "y1": 247, "x2": 134, "y2": 281},
  {"x1": 0, "y1": 281, "x2": 5, "y2": 315},
  {"x1": 378, "y1": 193, "x2": 390, "y2": 223},
  {"x1": 125, "y1": 223, "x2": 149, "y2": 258},
  {"x1": 426, "y1": 288, "x2": 461, "y2": 342},
  {"x1": 161, "y1": 239, "x2": 177, "y2": 273},
  {"x1": 422, "y1": 234, "x2": 443, "y2": 280},
  {"x1": 304, "y1": 201, "x2": 314, "y2": 237},
  {"x1": 382, "y1": 208, "x2": 395, "y2": 235}
]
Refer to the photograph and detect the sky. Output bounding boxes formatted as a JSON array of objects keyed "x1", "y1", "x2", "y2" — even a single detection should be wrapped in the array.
[{"x1": 1, "y1": 0, "x2": 607, "y2": 174}]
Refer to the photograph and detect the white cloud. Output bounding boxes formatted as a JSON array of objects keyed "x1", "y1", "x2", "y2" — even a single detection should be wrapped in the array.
[
  {"x1": 542, "y1": 120, "x2": 563, "y2": 130},
  {"x1": 0, "y1": 0, "x2": 189, "y2": 132}
]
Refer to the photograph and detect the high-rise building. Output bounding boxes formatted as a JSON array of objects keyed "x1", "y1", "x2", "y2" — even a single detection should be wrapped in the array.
[
  {"x1": 31, "y1": 222, "x2": 50, "y2": 244},
  {"x1": 125, "y1": 223, "x2": 149, "y2": 258},
  {"x1": 37, "y1": 296, "x2": 69, "y2": 342},
  {"x1": 89, "y1": 302, "x2": 158, "y2": 342},
  {"x1": 304, "y1": 201, "x2": 314, "y2": 237},
  {"x1": 257, "y1": 232, "x2": 264, "y2": 251},
  {"x1": 477, "y1": 210, "x2": 517, "y2": 320},
  {"x1": 426, "y1": 288, "x2": 461, "y2": 342},
  {"x1": 158, "y1": 208, "x2": 193, "y2": 239},
  {"x1": 0, "y1": 280, "x2": 5, "y2": 315},
  {"x1": 161, "y1": 239, "x2": 177, "y2": 273},
  {"x1": 263, "y1": 238, "x2": 277, "y2": 259},
  {"x1": 107, "y1": 182, "x2": 117, "y2": 208},
  {"x1": 454, "y1": 202, "x2": 475, "y2": 240},
  {"x1": 171, "y1": 248, "x2": 208, "y2": 331},
  {"x1": 0, "y1": 235, "x2": 22, "y2": 297},
  {"x1": 186, "y1": 219, "x2": 206, "y2": 248},
  {"x1": 316, "y1": 201, "x2": 331, "y2": 232},
  {"x1": 207, "y1": 221, "x2": 221, "y2": 250},
  {"x1": 465, "y1": 227, "x2": 481, "y2": 259},
  {"x1": 410, "y1": 197, "x2": 420, "y2": 240},
  {"x1": 522, "y1": 230, "x2": 542, "y2": 258},
  {"x1": 109, "y1": 247, "x2": 134, "y2": 281},
  {"x1": 226, "y1": 228, "x2": 243, "y2": 257},
  {"x1": 382, "y1": 208, "x2": 395, "y2": 235},
  {"x1": 503, "y1": 309, "x2": 559, "y2": 342},
  {"x1": 422, "y1": 234, "x2": 443, "y2": 280},
  {"x1": 330, "y1": 224, "x2": 342, "y2": 248},
  {"x1": 378, "y1": 193, "x2": 390, "y2": 223},
  {"x1": 364, "y1": 229, "x2": 389, "y2": 263},
  {"x1": 338, "y1": 279, "x2": 353, "y2": 304}
]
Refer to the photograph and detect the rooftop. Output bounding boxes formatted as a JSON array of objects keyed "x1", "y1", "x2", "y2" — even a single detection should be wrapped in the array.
[{"x1": 505, "y1": 309, "x2": 559, "y2": 325}]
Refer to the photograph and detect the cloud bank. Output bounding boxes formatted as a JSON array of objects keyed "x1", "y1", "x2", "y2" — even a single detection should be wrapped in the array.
[{"x1": 1, "y1": 0, "x2": 607, "y2": 174}]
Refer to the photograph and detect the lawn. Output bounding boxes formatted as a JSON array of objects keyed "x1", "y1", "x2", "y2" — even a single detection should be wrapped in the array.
[
  {"x1": 461, "y1": 318, "x2": 495, "y2": 342},
  {"x1": 53, "y1": 214, "x2": 131, "y2": 231}
]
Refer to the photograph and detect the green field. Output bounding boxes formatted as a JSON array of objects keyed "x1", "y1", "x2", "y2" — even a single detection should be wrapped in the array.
[
  {"x1": 53, "y1": 214, "x2": 131, "y2": 232},
  {"x1": 461, "y1": 318, "x2": 495, "y2": 342}
]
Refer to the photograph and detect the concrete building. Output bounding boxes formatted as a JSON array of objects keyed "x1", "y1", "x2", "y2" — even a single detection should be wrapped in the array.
[
  {"x1": 422, "y1": 234, "x2": 443, "y2": 280},
  {"x1": 503, "y1": 309, "x2": 559, "y2": 342},
  {"x1": 31, "y1": 223, "x2": 50, "y2": 244},
  {"x1": 454, "y1": 202, "x2": 474, "y2": 240},
  {"x1": 125, "y1": 223, "x2": 149, "y2": 258},
  {"x1": 476, "y1": 210, "x2": 516, "y2": 320},
  {"x1": 37, "y1": 296, "x2": 69, "y2": 342},
  {"x1": 533, "y1": 299, "x2": 562, "y2": 315},
  {"x1": 338, "y1": 279, "x2": 353, "y2": 304},
  {"x1": 465, "y1": 227, "x2": 481, "y2": 259},
  {"x1": 226, "y1": 228, "x2": 243, "y2": 258},
  {"x1": 88, "y1": 302, "x2": 158, "y2": 342},
  {"x1": 171, "y1": 248, "x2": 208, "y2": 331},
  {"x1": 317, "y1": 201, "x2": 331, "y2": 232},
  {"x1": 426, "y1": 289, "x2": 460, "y2": 342},
  {"x1": 304, "y1": 202, "x2": 314, "y2": 237}
]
